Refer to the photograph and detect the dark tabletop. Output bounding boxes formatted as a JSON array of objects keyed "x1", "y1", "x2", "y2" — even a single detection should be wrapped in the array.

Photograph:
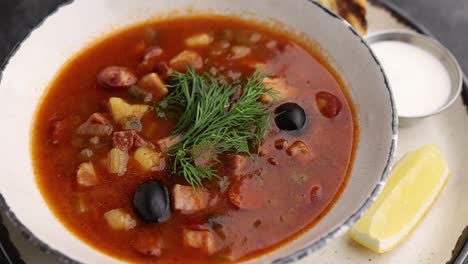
[
  {"x1": 0, "y1": 0, "x2": 467, "y2": 263},
  {"x1": 0, "y1": 0, "x2": 467, "y2": 76}
]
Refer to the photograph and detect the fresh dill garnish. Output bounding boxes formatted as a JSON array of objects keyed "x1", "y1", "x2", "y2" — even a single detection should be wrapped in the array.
[{"x1": 154, "y1": 67, "x2": 273, "y2": 188}]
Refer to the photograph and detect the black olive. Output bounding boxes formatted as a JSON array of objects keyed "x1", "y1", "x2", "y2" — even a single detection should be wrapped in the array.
[
  {"x1": 133, "y1": 181, "x2": 170, "y2": 223},
  {"x1": 274, "y1": 103, "x2": 306, "y2": 131}
]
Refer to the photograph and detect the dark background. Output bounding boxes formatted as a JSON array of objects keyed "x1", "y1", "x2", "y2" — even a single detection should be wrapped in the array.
[{"x1": 0, "y1": 0, "x2": 467, "y2": 76}]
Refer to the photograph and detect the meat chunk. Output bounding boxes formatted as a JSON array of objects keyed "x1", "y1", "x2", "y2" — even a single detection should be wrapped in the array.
[
  {"x1": 286, "y1": 141, "x2": 313, "y2": 160},
  {"x1": 142, "y1": 46, "x2": 163, "y2": 62},
  {"x1": 76, "y1": 113, "x2": 113, "y2": 136},
  {"x1": 113, "y1": 131, "x2": 135, "y2": 151},
  {"x1": 170, "y1": 50, "x2": 203, "y2": 71},
  {"x1": 172, "y1": 184, "x2": 210, "y2": 213},
  {"x1": 137, "y1": 73, "x2": 168, "y2": 100},
  {"x1": 132, "y1": 234, "x2": 163, "y2": 257},
  {"x1": 76, "y1": 162, "x2": 99, "y2": 188},
  {"x1": 260, "y1": 77, "x2": 296, "y2": 104},
  {"x1": 88, "y1": 113, "x2": 112, "y2": 125},
  {"x1": 112, "y1": 130, "x2": 150, "y2": 151},
  {"x1": 97, "y1": 66, "x2": 137, "y2": 89},
  {"x1": 157, "y1": 135, "x2": 181, "y2": 152},
  {"x1": 183, "y1": 229, "x2": 217, "y2": 255}
]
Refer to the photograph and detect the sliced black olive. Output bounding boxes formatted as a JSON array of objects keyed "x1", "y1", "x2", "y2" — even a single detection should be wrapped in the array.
[
  {"x1": 274, "y1": 103, "x2": 306, "y2": 131},
  {"x1": 133, "y1": 181, "x2": 170, "y2": 223}
]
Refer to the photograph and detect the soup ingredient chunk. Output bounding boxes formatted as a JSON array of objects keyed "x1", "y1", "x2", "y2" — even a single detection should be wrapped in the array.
[
  {"x1": 169, "y1": 50, "x2": 203, "y2": 71},
  {"x1": 134, "y1": 147, "x2": 162, "y2": 171},
  {"x1": 132, "y1": 234, "x2": 163, "y2": 257},
  {"x1": 185, "y1": 33, "x2": 213, "y2": 47},
  {"x1": 113, "y1": 130, "x2": 150, "y2": 151},
  {"x1": 142, "y1": 46, "x2": 163, "y2": 62},
  {"x1": 97, "y1": 66, "x2": 137, "y2": 89},
  {"x1": 286, "y1": 141, "x2": 313, "y2": 160},
  {"x1": 183, "y1": 229, "x2": 217, "y2": 255},
  {"x1": 104, "y1": 208, "x2": 137, "y2": 230},
  {"x1": 316, "y1": 91, "x2": 342, "y2": 118},
  {"x1": 109, "y1": 97, "x2": 150, "y2": 124},
  {"x1": 76, "y1": 113, "x2": 113, "y2": 136},
  {"x1": 76, "y1": 162, "x2": 99, "y2": 188},
  {"x1": 260, "y1": 77, "x2": 295, "y2": 103},
  {"x1": 133, "y1": 181, "x2": 170, "y2": 222},
  {"x1": 107, "y1": 147, "x2": 129, "y2": 176},
  {"x1": 172, "y1": 184, "x2": 210, "y2": 213},
  {"x1": 230, "y1": 46, "x2": 251, "y2": 59},
  {"x1": 137, "y1": 73, "x2": 168, "y2": 99}
]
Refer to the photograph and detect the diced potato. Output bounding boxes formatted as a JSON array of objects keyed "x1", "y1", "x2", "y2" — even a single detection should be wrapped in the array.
[
  {"x1": 134, "y1": 147, "x2": 161, "y2": 171},
  {"x1": 173, "y1": 184, "x2": 210, "y2": 212},
  {"x1": 104, "y1": 208, "x2": 136, "y2": 231},
  {"x1": 109, "y1": 97, "x2": 149, "y2": 124},
  {"x1": 76, "y1": 162, "x2": 99, "y2": 188},
  {"x1": 108, "y1": 148, "x2": 129, "y2": 176},
  {"x1": 230, "y1": 46, "x2": 251, "y2": 59},
  {"x1": 137, "y1": 73, "x2": 168, "y2": 99},
  {"x1": 183, "y1": 229, "x2": 217, "y2": 255},
  {"x1": 185, "y1": 33, "x2": 213, "y2": 47}
]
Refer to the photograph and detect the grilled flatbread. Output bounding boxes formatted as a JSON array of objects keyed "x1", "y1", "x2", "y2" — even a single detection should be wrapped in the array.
[{"x1": 318, "y1": 0, "x2": 367, "y2": 34}]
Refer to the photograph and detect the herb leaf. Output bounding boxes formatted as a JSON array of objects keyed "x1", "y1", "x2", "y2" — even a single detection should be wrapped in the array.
[{"x1": 154, "y1": 67, "x2": 273, "y2": 188}]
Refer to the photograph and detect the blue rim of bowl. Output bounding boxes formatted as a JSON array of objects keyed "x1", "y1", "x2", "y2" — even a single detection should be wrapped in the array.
[{"x1": 0, "y1": 0, "x2": 398, "y2": 263}]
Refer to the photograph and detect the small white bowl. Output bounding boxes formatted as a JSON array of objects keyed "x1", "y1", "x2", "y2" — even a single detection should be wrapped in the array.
[
  {"x1": 0, "y1": 0, "x2": 397, "y2": 263},
  {"x1": 366, "y1": 30, "x2": 463, "y2": 123}
]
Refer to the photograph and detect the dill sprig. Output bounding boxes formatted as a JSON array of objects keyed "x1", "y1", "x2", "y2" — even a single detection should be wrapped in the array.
[{"x1": 154, "y1": 67, "x2": 273, "y2": 188}]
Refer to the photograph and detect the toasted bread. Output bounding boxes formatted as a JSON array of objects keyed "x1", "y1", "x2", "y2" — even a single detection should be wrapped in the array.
[{"x1": 318, "y1": 0, "x2": 367, "y2": 34}]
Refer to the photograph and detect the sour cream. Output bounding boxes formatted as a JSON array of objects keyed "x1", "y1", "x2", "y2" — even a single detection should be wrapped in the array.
[{"x1": 371, "y1": 41, "x2": 452, "y2": 117}]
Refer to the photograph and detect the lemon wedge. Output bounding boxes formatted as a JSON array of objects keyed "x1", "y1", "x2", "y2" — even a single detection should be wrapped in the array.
[{"x1": 349, "y1": 144, "x2": 450, "y2": 253}]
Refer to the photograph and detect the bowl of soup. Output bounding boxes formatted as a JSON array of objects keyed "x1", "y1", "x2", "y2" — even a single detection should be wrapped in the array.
[{"x1": 0, "y1": 0, "x2": 397, "y2": 263}]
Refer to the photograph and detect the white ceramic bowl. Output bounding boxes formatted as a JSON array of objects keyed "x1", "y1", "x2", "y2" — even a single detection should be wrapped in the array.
[{"x1": 0, "y1": 0, "x2": 397, "y2": 263}]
